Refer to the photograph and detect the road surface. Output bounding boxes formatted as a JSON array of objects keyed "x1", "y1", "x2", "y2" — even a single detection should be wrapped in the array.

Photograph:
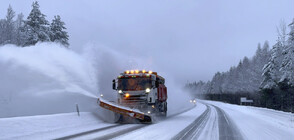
[
  {"x1": 54, "y1": 102, "x2": 244, "y2": 140},
  {"x1": 3, "y1": 101, "x2": 294, "y2": 140}
]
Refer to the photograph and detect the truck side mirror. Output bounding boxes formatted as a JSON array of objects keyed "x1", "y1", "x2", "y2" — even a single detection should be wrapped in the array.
[{"x1": 112, "y1": 79, "x2": 116, "y2": 90}]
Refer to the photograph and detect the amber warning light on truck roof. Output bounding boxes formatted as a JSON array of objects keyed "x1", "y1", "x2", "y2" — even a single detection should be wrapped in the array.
[{"x1": 124, "y1": 70, "x2": 157, "y2": 75}]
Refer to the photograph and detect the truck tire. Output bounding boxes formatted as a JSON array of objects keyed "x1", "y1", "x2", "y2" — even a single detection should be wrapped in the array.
[
  {"x1": 163, "y1": 102, "x2": 167, "y2": 117},
  {"x1": 114, "y1": 113, "x2": 124, "y2": 123},
  {"x1": 162, "y1": 111, "x2": 167, "y2": 117}
]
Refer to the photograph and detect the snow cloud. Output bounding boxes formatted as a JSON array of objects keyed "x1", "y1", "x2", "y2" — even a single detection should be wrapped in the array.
[{"x1": 0, "y1": 43, "x2": 98, "y2": 117}]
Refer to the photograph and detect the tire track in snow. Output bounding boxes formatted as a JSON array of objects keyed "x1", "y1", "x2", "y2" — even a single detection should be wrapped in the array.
[
  {"x1": 102, "y1": 107, "x2": 193, "y2": 139},
  {"x1": 210, "y1": 104, "x2": 244, "y2": 140},
  {"x1": 54, "y1": 124, "x2": 121, "y2": 140},
  {"x1": 197, "y1": 104, "x2": 219, "y2": 140},
  {"x1": 55, "y1": 124, "x2": 149, "y2": 140},
  {"x1": 55, "y1": 106, "x2": 194, "y2": 140},
  {"x1": 95, "y1": 124, "x2": 147, "y2": 140},
  {"x1": 172, "y1": 104, "x2": 211, "y2": 140},
  {"x1": 173, "y1": 102, "x2": 244, "y2": 140}
]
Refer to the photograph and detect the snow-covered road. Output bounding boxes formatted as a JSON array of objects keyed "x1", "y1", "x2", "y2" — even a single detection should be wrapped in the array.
[
  {"x1": 173, "y1": 103, "x2": 243, "y2": 140},
  {"x1": 206, "y1": 100, "x2": 294, "y2": 140},
  {"x1": 53, "y1": 103, "x2": 205, "y2": 140},
  {"x1": 54, "y1": 101, "x2": 242, "y2": 140},
  {"x1": 1, "y1": 100, "x2": 294, "y2": 140}
]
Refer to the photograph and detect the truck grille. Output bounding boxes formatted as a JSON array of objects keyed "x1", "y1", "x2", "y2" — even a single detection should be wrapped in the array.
[
  {"x1": 125, "y1": 95, "x2": 146, "y2": 100},
  {"x1": 121, "y1": 94, "x2": 147, "y2": 108}
]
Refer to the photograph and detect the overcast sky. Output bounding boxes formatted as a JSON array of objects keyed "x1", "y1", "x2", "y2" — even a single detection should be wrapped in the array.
[{"x1": 1, "y1": 0, "x2": 294, "y2": 84}]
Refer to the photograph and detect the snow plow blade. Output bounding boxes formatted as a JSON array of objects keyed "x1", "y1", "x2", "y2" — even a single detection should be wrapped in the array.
[{"x1": 97, "y1": 98, "x2": 152, "y2": 123}]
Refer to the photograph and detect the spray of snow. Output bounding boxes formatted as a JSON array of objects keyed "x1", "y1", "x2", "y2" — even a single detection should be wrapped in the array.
[
  {"x1": 0, "y1": 42, "x2": 193, "y2": 119},
  {"x1": 0, "y1": 43, "x2": 98, "y2": 118},
  {"x1": 81, "y1": 43, "x2": 194, "y2": 118}
]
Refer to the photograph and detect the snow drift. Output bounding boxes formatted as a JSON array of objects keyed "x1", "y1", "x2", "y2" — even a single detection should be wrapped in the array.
[{"x1": 0, "y1": 43, "x2": 98, "y2": 118}]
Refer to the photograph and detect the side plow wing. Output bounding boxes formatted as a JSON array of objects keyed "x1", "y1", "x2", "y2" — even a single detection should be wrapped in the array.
[{"x1": 97, "y1": 98, "x2": 152, "y2": 123}]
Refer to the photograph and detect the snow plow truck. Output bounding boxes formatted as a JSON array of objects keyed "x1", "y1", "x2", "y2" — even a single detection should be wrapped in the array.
[{"x1": 97, "y1": 70, "x2": 167, "y2": 123}]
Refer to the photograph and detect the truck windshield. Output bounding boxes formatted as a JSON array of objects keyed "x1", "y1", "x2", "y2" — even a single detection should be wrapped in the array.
[{"x1": 118, "y1": 78, "x2": 151, "y2": 91}]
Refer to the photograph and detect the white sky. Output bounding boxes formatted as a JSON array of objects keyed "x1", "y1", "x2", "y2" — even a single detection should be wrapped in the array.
[{"x1": 1, "y1": 0, "x2": 294, "y2": 84}]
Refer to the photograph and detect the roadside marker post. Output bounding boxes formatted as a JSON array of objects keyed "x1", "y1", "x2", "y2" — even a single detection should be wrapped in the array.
[{"x1": 76, "y1": 104, "x2": 80, "y2": 116}]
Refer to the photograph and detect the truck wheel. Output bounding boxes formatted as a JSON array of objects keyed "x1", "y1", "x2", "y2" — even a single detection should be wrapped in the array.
[
  {"x1": 114, "y1": 113, "x2": 124, "y2": 123},
  {"x1": 165, "y1": 102, "x2": 167, "y2": 111},
  {"x1": 163, "y1": 111, "x2": 167, "y2": 117},
  {"x1": 163, "y1": 102, "x2": 167, "y2": 117}
]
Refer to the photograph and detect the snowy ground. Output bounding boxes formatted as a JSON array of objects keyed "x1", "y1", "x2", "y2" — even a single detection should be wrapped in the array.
[
  {"x1": 113, "y1": 103, "x2": 205, "y2": 140},
  {"x1": 205, "y1": 100, "x2": 294, "y2": 140},
  {"x1": 0, "y1": 112, "x2": 113, "y2": 140},
  {"x1": 0, "y1": 103, "x2": 202, "y2": 140},
  {"x1": 1, "y1": 100, "x2": 294, "y2": 140},
  {"x1": 117, "y1": 101, "x2": 294, "y2": 140}
]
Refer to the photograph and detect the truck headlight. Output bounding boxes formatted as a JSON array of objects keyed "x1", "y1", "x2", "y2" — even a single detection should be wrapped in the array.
[
  {"x1": 146, "y1": 88, "x2": 151, "y2": 93},
  {"x1": 118, "y1": 90, "x2": 122, "y2": 93}
]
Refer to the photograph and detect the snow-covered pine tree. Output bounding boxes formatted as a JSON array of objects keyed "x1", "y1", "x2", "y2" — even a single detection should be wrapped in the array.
[
  {"x1": 3, "y1": 5, "x2": 16, "y2": 44},
  {"x1": 15, "y1": 13, "x2": 25, "y2": 46},
  {"x1": 235, "y1": 60, "x2": 245, "y2": 92},
  {"x1": 224, "y1": 66, "x2": 238, "y2": 93},
  {"x1": 261, "y1": 21, "x2": 287, "y2": 90},
  {"x1": 261, "y1": 41, "x2": 283, "y2": 89},
  {"x1": 203, "y1": 81, "x2": 211, "y2": 94},
  {"x1": 246, "y1": 41, "x2": 268, "y2": 90},
  {"x1": 262, "y1": 41, "x2": 270, "y2": 64},
  {"x1": 209, "y1": 72, "x2": 224, "y2": 94},
  {"x1": 251, "y1": 43, "x2": 263, "y2": 86},
  {"x1": 277, "y1": 20, "x2": 294, "y2": 112},
  {"x1": 252, "y1": 43, "x2": 263, "y2": 66},
  {"x1": 288, "y1": 19, "x2": 294, "y2": 43},
  {"x1": 0, "y1": 19, "x2": 5, "y2": 45},
  {"x1": 241, "y1": 56, "x2": 253, "y2": 92},
  {"x1": 23, "y1": 1, "x2": 50, "y2": 46},
  {"x1": 277, "y1": 20, "x2": 287, "y2": 47},
  {"x1": 50, "y1": 15, "x2": 69, "y2": 47},
  {"x1": 221, "y1": 71, "x2": 231, "y2": 93},
  {"x1": 280, "y1": 18, "x2": 294, "y2": 85}
]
